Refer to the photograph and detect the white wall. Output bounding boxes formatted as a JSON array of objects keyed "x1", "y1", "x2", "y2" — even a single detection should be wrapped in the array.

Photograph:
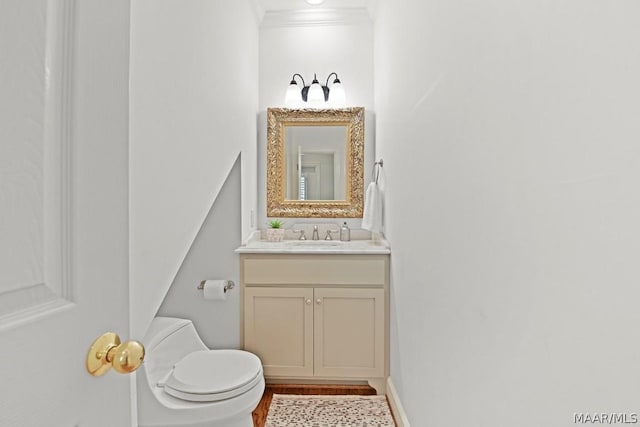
[
  {"x1": 258, "y1": 11, "x2": 375, "y2": 228},
  {"x1": 130, "y1": 0, "x2": 259, "y2": 338},
  {"x1": 374, "y1": 0, "x2": 640, "y2": 425},
  {"x1": 259, "y1": 11, "x2": 374, "y2": 111}
]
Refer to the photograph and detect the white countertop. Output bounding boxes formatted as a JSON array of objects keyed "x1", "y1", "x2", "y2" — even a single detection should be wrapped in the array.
[{"x1": 235, "y1": 231, "x2": 391, "y2": 255}]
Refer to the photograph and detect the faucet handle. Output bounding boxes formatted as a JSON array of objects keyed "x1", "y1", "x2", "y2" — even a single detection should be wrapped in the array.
[
  {"x1": 293, "y1": 229, "x2": 307, "y2": 240},
  {"x1": 325, "y1": 230, "x2": 336, "y2": 240}
]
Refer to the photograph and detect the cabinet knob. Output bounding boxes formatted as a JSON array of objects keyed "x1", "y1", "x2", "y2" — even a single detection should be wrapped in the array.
[
  {"x1": 316, "y1": 298, "x2": 322, "y2": 305},
  {"x1": 306, "y1": 299, "x2": 312, "y2": 305}
]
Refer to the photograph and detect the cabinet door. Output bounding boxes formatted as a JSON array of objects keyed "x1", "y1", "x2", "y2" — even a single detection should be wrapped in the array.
[
  {"x1": 244, "y1": 287, "x2": 314, "y2": 377},
  {"x1": 314, "y1": 288, "x2": 385, "y2": 378}
]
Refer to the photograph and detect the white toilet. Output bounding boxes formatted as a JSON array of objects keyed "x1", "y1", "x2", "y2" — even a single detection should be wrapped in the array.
[{"x1": 137, "y1": 316, "x2": 265, "y2": 427}]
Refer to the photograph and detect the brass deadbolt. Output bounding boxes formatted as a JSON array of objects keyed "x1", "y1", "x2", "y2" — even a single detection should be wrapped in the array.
[{"x1": 86, "y1": 332, "x2": 145, "y2": 377}]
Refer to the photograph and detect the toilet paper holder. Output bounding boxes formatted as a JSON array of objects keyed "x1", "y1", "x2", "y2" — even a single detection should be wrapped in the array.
[{"x1": 197, "y1": 280, "x2": 235, "y2": 293}]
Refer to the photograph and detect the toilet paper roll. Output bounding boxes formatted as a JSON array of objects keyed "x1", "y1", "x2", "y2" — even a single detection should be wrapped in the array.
[{"x1": 202, "y1": 280, "x2": 227, "y2": 301}]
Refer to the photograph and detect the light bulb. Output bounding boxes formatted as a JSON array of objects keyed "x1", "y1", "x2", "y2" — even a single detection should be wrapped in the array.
[
  {"x1": 307, "y1": 75, "x2": 324, "y2": 106},
  {"x1": 329, "y1": 81, "x2": 346, "y2": 107},
  {"x1": 285, "y1": 83, "x2": 302, "y2": 107}
]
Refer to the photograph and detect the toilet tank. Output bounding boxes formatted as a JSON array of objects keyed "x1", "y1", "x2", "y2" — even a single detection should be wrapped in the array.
[{"x1": 142, "y1": 317, "x2": 209, "y2": 387}]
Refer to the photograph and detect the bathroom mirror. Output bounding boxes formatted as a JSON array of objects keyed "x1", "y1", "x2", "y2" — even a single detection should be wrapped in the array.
[{"x1": 267, "y1": 107, "x2": 364, "y2": 217}]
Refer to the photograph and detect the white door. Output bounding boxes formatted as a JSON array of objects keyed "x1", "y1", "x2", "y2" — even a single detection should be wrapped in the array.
[
  {"x1": 0, "y1": 1, "x2": 134, "y2": 426},
  {"x1": 300, "y1": 152, "x2": 335, "y2": 200}
]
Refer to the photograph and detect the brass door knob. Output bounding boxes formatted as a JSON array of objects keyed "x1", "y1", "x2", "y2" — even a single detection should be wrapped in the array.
[{"x1": 86, "y1": 332, "x2": 145, "y2": 377}]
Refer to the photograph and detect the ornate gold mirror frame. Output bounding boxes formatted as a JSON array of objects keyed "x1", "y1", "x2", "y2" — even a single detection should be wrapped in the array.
[{"x1": 267, "y1": 107, "x2": 365, "y2": 218}]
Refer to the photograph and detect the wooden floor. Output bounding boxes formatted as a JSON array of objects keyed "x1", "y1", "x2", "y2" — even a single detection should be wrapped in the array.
[{"x1": 252, "y1": 383, "x2": 377, "y2": 427}]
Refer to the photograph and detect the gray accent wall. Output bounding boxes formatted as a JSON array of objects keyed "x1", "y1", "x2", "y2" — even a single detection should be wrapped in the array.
[{"x1": 157, "y1": 156, "x2": 242, "y2": 349}]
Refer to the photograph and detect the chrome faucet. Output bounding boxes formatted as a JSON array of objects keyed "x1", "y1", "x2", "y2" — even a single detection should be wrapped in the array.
[
  {"x1": 312, "y1": 225, "x2": 320, "y2": 240},
  {"x1": 293, "y1": 229, "x2": 307, "y2": 240}
]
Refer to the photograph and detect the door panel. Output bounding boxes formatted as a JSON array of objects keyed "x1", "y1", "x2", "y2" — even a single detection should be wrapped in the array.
[
  {"x1": 0, "y1": 1, "x2": 132, "y2": 426},
  {"x1": 244, "y1": 287, "x2": 313, "y2": 377},
  {"x1": 313, "y1": 288, "x2": 385, "y2": 378}
]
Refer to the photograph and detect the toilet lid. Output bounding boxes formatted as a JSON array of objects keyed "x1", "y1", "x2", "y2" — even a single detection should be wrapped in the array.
[{"x1": 163, "y1": 350, "x2": 263, "y2": 402}]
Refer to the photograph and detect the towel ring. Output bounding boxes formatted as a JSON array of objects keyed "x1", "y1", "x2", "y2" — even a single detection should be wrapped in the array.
[{"x1": 372, "y1": 159, "x2": 383, "y2": 184}]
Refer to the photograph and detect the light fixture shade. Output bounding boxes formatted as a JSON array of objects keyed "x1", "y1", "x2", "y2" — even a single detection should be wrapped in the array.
[
  {"x1": 307, "y1": 79, "x2": 324, "y2": 106},
  {"x1": 305, "y1": 0, "x2": 326, "y2": 5},
  {"x1": 329, "y1": 81, "x2": 346, "y2": 106},
  {"x1": 285, "y1": 83, "x2": 302, "y2": 107}
]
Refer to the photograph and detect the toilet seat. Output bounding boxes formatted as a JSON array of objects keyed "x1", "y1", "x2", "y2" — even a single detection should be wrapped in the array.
[{"x1": 163, "y1": 349, "x2": 263, "y2": 402}]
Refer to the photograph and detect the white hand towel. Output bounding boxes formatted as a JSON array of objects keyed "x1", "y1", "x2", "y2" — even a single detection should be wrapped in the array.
[{"x1": 362, "y1": 181, "x2": 383, "y2": 232}]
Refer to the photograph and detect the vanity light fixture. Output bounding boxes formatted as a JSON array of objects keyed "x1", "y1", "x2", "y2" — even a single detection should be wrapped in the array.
[{"x1": 284, "y1": 72, "x2": 346, "y2": 107}]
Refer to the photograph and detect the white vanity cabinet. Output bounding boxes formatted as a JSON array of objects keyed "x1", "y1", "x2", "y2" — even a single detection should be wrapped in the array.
[{"x1": 240, "y1": 253, "x2": 389, "y2": 393}]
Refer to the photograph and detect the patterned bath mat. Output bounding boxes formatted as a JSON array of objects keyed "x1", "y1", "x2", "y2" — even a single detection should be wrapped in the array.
[{"x1": 265, "y1": 394, "x2": 396, "y2": 427}]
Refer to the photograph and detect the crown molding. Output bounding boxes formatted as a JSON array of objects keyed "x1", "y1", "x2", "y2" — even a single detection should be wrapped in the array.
[{"x1": 261, "y1": 7, "x2": 372, "y2": 28}]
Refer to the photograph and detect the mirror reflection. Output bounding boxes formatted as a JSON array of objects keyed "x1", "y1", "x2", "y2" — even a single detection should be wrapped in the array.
[
  {"x1": 285, "y1": 125, "x2": 347, "y2": 201},
  {"x1": 266, "y1": 107, "x2": 364, "y2": 218}
]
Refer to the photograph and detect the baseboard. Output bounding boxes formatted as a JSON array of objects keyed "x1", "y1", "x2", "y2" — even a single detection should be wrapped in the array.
[{"x1": 386, "y1": 377, "x2": 410, "y2": 427}]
